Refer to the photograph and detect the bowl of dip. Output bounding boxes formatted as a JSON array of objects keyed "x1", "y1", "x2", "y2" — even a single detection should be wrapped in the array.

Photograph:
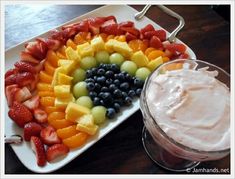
[{"x1": 140, "y1": 59, "x2": 230, "y2": 172}]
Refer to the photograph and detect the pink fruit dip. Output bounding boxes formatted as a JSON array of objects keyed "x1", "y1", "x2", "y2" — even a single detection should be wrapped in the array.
[{"x1": 146, "y1": 68, "x2": 230, "y2": 151}]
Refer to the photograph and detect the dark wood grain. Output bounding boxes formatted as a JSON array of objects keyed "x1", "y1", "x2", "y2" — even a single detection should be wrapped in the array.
[{"x1": 5, "y1": 5, "x2": 230, "y2": 174}]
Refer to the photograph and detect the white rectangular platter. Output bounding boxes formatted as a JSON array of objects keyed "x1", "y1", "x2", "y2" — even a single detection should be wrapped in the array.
[{"x1": 5, "y1": 5, "x2": 196, "y2": 173}]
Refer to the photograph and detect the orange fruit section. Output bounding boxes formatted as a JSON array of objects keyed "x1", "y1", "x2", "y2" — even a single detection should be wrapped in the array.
[
  {"x1": 45, "y1": 106, "x2": 65, "y2": 114},
  {"x1": 46, "y1": 50, "x2": 59, "y2": 67},
  {"x1": 39, "y1": 71, "x2": 53, "y2": 84},
  {"x1": 48, "y1": 112, "x2": 66, "y2": 123},
  {"x1": 37, "y1": 83, "x2": 53, "y2": 91},
  {"x1": 147, "y1": 50, "x2": 165, "y2": 60},
  {"x1": 128, "y1": 39, "x2": 148, "y2": 52},
  {"x1": 38, "y1": 91, "x2": 55, "y2": 97},
  {"x1": 56, "y1": 125, "x2": 78, "y2": 139},
  {"x1": 50, "y1": 119, "x2": 74, "y2": 130},
  {"x1": 63, "y1": 132, "x2": 88, "y2": 149},
  {"x1": 44, "y1": 61, "x2": 55, "y2": 75},
  {"x1": 40, "y1": 97, "x2": 55, "y2": 107},
  {"x1": 145, "y1": 47, "x2": 156, "y2": 56},
  {"x1": 66, "y1": 39, "x2": 77, "y2": 50}
]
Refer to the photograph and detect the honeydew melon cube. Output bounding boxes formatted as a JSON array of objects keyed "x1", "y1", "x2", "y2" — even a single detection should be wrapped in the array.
[
  {"x1": 54, "y1": 94, "x2": 75, "y2": 109},
  {"x1": 76, "y1": 114, "x2": 98, "y2": 135},
  {"x1": 77, "y1": 42, "x2": 94, "y2": 58},
  {"x1": 65, "y1": 47, "x2": 81, "y2": 61},
  {"x1": 131, "y1": 50, "x2": 149, "y2": 67},
  {"x1": 147, "y1": 56, "x2": 163, "y2": 71},
  {"x1": 90, "y1": 36, "x2": 105, "y2": 52},
  {"x1": 58, "y1": 73, "x2": 73, "y2": 85},
  {"x1": 65, "y1": 102, "x2": 90, "y2": 122},
  {"x1": 54, "y1": 85, "x2": 71, "y2": 98}
]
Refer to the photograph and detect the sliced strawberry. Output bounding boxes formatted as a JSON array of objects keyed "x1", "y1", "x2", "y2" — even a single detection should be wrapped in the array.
[
  {"x1": 125, "y1": 32, "x2": 137, "y2": 42},
  {"x1": 73, "y1": 20, "x2": 89, "y2": 32},
  {"x1": 46, "y1": 144, "x2": 69, "y2": 162},
  {"x1": 20, "y1": 51, "x2": 39, "y2": 64},
  {"x1": 23, "y1": 95, "x2": 40, "y2": 111},
  {"x1": 14, "y1": 61, "x2": 36, "y2": 74},
  {"x1": 104, "y1": 15, "x2": 117, "y2": 22},
  {"x1": 14, "y1": 87, "x2": 32, "y2": 103},
  {"x1": 140, "y1": 24, "x2": 155, "y2": 35},
  {"x1": 5, "y1": 68, "x2": 18, "y2": 78},
  {"x1": 15, "y1": 72, "x2": 35, "y2": 87},
  {"x1": 5, "y1": 74, "x2": 17, "y2": 86},
  {"x1": 40, "y1": 126, "x2": 61, "y2": 145},
  {"x1": 120, "y1": 27, "x2": 140, "y2": 37},
  {"x1": 25, "y1": 41, "x2": 46, "y2": 61},
  {"x1": 5, "y1": 84, "x2": 19, "y2": 106},
  {"x1": 49, "y1": 29, "x2": 64, "y2": 41},
  {"x1": 149, "y1": 36, "x2": 163, "y2": 49},
  {"x1": 154, "y1": 30, "x2": 167, "y2": 41},
  {"x1": 34, "y1": 109, "x2": 47, "y2": 123},
  {"x1": 87, "y1": 17, "x2": 106, "y2": 35},
  {"x1": 45, "y1": 39, "x2": 61, "y2": 51},
  {"x1": 8, "y1": 102, "x2": 33, "y2": 128},
  {"x1": 100, "y1": 23, "x2": 119, "y2": 35},
  {"x1": 119, "y1": 21, "x2": 134, "y2": 28},
  {"x1": 165, "y1": 43, "x2": 187, "y2": 55},
  {"x1": 62, "y1": 27, "x2": 77, "y2": 39},
  {"x1": 178, "y1": 53, "x2": 189, "y2": 59},
  {"x1": 30, "y1": 136, "x2": 46, "y2": 166},
  {"x1": 100, "y1": 19, "x2": 116, "y2": 29},
  {"x1": 24, "y1": 122, "x2": 42, "y2": 141}
]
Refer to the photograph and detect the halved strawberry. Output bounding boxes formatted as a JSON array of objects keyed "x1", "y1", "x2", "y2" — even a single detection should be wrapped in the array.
[
  {"x1": 125, "y1": 32, "x2": 137, "y2": 42},
  {"x1": 40, "y1": 126, "x2": 61, "y2": 145},
  {"x1": 5, "y1": 84, "x2": 19, "y2": 107},
  {"x1": 46, "y1": 144, "x2": 69, "y2": 162},
  {"x1": 87, "y1": 17, "x2": 106, "y2": 35},
  {"x1": 49, "y1": 29, "x2": 64, "y2": 41},
  {"x1": 100, "y1": 23, "x2": 119, "y2": 35},
  {"x1": 24, "y1": 122, "x2": 42, "y2": 141},
  {"x1": 165, "y1": 43, "x2": 187, "y2": 55},
  {"x1": 14, "y1": 87, "x2": 32, "y2": 103},
  {"x1": 73, "y1": 20, "x2": 89, "y2": 32},
  {"x1": 140, "y1": 24, "x2": 155, "y2": 35},
  {"x1": 8, "y1": 101, "x2": 33, "y2": 128},
  {"x1": 45, "y1": 39, "x2": 61, "y2": 51},
  {"x1": 104, "y1": 15, "x2": 117, "y2": 22},
  {"x1": 149, "y1": 36, "x2": 163, "y2": 49},
  {"x1": 120, "y1": 27, "x2": 140, "y2": 37},
  {"x1": 20, "y1": 51, "x2": 39, "y2": 64},
  {"x1": 5, "y1": 74, "x2": 17, "y2": 86},
  {"x1": 15, "y1": 72, "x2": 35, "y2": 87},
  {"x1": 34, "y1": 109, "x2": 47, "y2": 123},
  {"x1": 62, "y1": 27, "x2": 77, "y2": 39},
  {"x1": 30, "y1": 136, "x2": 46, "y2": 166},
  {"x1": 119, "y1": 21, "x2": 134, "y2": 28},
  {"x1": 100, "y1": 19, "x2": 117, "y2": 29},
  {"x1": 144, "y1": 30, "x2": 166, "y2": 40},
  {"x1": 5, "y1": 68, "x2": 18, "y2": 78},
  {"x1": 25, "y1": 41, "x2": 45, "y2": 61},
  {"x1": 14, "y1": 61, "x2": 36, "y2": 74},
  {"x1": 23, "y1": 95, "x2": 39, "y2": 111}
]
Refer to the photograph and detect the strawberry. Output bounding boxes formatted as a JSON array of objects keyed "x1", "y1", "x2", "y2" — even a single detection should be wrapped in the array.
[
  {"x1": 62, "y1": 27, "x2": 77, "y2": 39},
  {"x1": 8, "y1": 102, "x2": 33, "y2": 128},
  {"x1": 100, "y1": 23, "x2": 119, "y2": 35},
  {"x1": 5, "y1": 68, "x2": 18, "y2": 78},
  {"x1": 14, "y1": 61, "x2": 36, "y2": 74},
  {"x1": 40, "y1": 126, "x2": 61, "y2": 145},
  {"x1": 165, "y1": 43, "x2": 187, "y2": 55},
  {"x1": 34, "y1": 109, "x2": 47, "y2": 123},
  {"x1": 125, "y1": 32, "x2": 137, "y2": 42},
  {"x1": 100, "y1": 19, "x2": 116, "y2": 29},
  {"x1": 28, "y1": 74, "x2": 39, "y2": 92},
  {"x1": 73, "y1": 20, "x2": 89, "y2": 32},
  {"x1": 5, "y1": 84, "x2": 19, "y2": 107},
  {"x1": 104, "y1": 15, "x2": 117, "y2": 22},
  {"x1": 149, "y1": 36, "x2": 163, "y2": 49},
  {"x1": 20, "y1": 51, "x2": 39, "y2": 64},
  {"x1": 14, "y1": 87, "x2": 32, "y2": 103},
  {"x1": 25, "y1": 41, "x2": 45, "y2": 61},
  {"x1": 15, "y1": 72, "x2": 35, "y2": 87},
  {"x1": 30, "y1": 136, "x2": 46, "y2": 166},
  {"x1": 144, "y1": 30, "x2": 166, "y2": 41},
  {"x1": 120, "y1": 27, "x2": 140, "y2": 37},
  {"x1": 178, "y1": 53, "x2": 189, "y2": 59},
  {"x1": 45, "y1": 39, "x2": 61, "y2": 51},
  {"x1": 87, "y1": 17, "x2": 107, "y2": 35},
  {"x1": 23, "y1": 95, "x2": 40, "y2": 111},
  {"x1": 24, "y1": 122, "x2": 42, "y2": 141},
  {"x1": 140, "y1": 24, "x2": 155, "y2": 35},
  {"x1": 5, "y1": 74, "x2": 17, "y2": 86},
  {"x1": 119, "y1": 21, "x2": 134, "y2": 28},
  {"x1": 49, "y1": 29, "x2": 64, "y2": 41},
  {"x1": 46, "y1": 144, "x2": 69, "y2": 162}
]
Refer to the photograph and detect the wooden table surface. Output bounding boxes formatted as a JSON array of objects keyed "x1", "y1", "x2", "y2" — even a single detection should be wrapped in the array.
[{"x1": 5, "y1": 5, "x2": 230, "y2": 174}]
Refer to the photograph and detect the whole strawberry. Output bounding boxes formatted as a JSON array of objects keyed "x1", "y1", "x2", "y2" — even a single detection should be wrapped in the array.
[{"x1": 8, "y1": 102, "x2": 33, "y2": 128}]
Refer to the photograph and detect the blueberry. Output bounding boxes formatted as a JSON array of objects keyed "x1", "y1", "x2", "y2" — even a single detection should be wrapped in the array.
[
  {"x1": 94, "y1": 83, "x2": 101, "y2": 91},
  {"x1": 89, "y1": 91, "x2": 97, "y2": 99},
  {"x1": 125, "y1": 73, "x2": 132, "y2": 82},
  {"x1": 86, "y1": 70, "x2": 93, "y2": 78},
  {"x1": 136, "y1": 88, "x2": 142, "y2": 96},
  {"x1": 114, "y1": 99, "x2": 124, "y2": 106},
  {"x1": 113, "y1": 102, "x2": 121, "y2": 112},
  {"x1": 99, "y1": 63, "x2": 106, "y2": 69},
  {"x1": 124, "y1": 96, "x2": 132, "y2": 106},
  {"x1": 98, "y1": 92, "x2": 105, "y2": 98},
  {"x1": 93, "y1": 75, "x2": 98, "y2": 81},
  {"x1": 85, "y1": 78, "x2": 95, "y2": 83},
  {"x1": 120, "y1": 82, "x2": 129, "y2": 91},
  {"x1": 103, "y1": 92, "x2": 112, "y2": 100},
  {"x1": 100, "y1": 99, "x2": 105, "y2": 106},
  {"x1": 110, "y1": 64, "x2": 119, "y2": 72},
  {"x1": 117, "y1": 73, "x2": 125, "y2": 81},
  {"x1": 134, "y1": 78, "x2": 144, "y2": 87},
  {"x1": 93, "y1": 97, "x2": 100, "y2": 106},
  {"x1": 121, "y1": 91, "x2": 128, "y2": 99},
  {"x1": 97, "y1": 68, "x2": 105, "y2": 76},
  {"x1": 106, "y1": 78, "x2": 113, "y2": 86},
  {"x1": 91, "y1": 68, "x2": 97, "y2": 75},
  {"x1": 109, "y1": 84, "x2": 117, "y2": 91},
  {"x1": 106, "y1": 108, "x2": 116, "y2": 119},
  {"x1": 114, "y1": 73, "x2": 119, "y2": 79},
  {"x1": 113, "y1": 89, "x2": 122, "y2": 98},
  {"x1": 86, "y1": 82, "x2": 95, "y2": 91},
  {"x1": 113, "y1": 79, "x2": 120, "y2": 86},
  {"x1": 105, "y1": 70, "x2": 114, "y2": 78},
  {"x1": 128, "y1": 90, "x2": 136, "y2": 98},
  {"x1": 101, "y1": 86, "x2": 109, "y2": 92},
  {"x1": 97, "y1": 76, "x2": 106, "y2": 84}
]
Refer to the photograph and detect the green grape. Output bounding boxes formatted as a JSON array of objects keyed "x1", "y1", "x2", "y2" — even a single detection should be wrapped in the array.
[
  {"x1": 80, "y1": 56, "x2": 97, "y2": 70},
  {"x1": 95, "y1": 51, "x2": 110, "y2": 64},
  {"x1": 91, "y1": 106, "x2": 107, "y2": 125},
  {"x1": 109, "y1": 53, "x2": 124, "y2": 66},
  {"x1": 120, "y1": 61, "x2": 137, "y2": 76},
  {"x1": 135, "y1": 67, "x2": 151, "y2": 81},
  {"x1": 76, "y1": 96, "x2": 93, "y2": 109},
  {"x1": 72, "y1": 68, "x2": 86, "y2": 84},
  {"x1": 73, "y1": 81, "x2": 88, "y2": 98}
]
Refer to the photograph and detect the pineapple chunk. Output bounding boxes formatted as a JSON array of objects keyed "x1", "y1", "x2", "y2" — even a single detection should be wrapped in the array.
[
  {"x1": 51, "y1": 67, "x2": 67, "y2": 86},
  {"x1": 65, "y1": 102, "x2": 90, "y2": 122},
  {"x1": 104, "y1": 39, "x2": 116, "y2": 53},
  {"x1": 112, "y1": 40, "x2": 133, "y2": 58},
  {"x1": 131, "y1": 51, "x2": 149, "y2": 67},
  {"x1": 90, "y1": 36, "x2": 105, "y2": 52},
  {"x1": 58, "y1": 59, "x2": 77, "y2": 74},
  {"x1": 77, "y1": 42, "x2": 94, "y2": 57},
  {"x1": 147, "y1": 56, "x2": 163, "y2": 71},
  {"x1": 65, "y1": 46, "x2": 81, "y2": 61},
  {"x1": 58, "y1": 73, "x2": 73, "y2": 85},
  {"x1": 76, "y1": 114, "x2": 98, "y2": 135},
  {"x1": 54, "y1": 94, "x2": 75, "y2": 109},
  {"x1": 54, "y1": 85, "x2": 71, "y2": 98}
]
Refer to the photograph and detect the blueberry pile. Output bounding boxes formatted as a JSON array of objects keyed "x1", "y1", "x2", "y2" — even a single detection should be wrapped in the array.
[{"x1": 85, "y1": 63, "x2": 144, "y2": 119}]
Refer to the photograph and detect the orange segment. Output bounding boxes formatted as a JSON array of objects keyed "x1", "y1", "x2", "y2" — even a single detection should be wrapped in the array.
[
  {"x1": 39, "y1": 71, "x2": 53, "y2": 84},
  {"x1": 50, "y1": 119, "x2": 74, "y2": 130},
  {"x1": 37, "y1": 83, "x2": 53, "y2": 91},
  {"x1": 38, "y1": 91, "x2": 55, "y2": 97},
  {"x1": 147, "y1": 50, "x2": 165, "y2": 60},
  {"x1": 46, "y1": 50, "x2": 59, "y2": 67},
  {"x1": 162, "y1": 63, "x2": 183, "y2": 71},
  {"x1": 117, "y1": 35, "x2": 126, "y2": 42},
  {"x1": 99, "y1": 33, "x2": 108, "y2": 42},
  {"x1": 58, "y1": 45, "x2": 66, "y2": 56},
  {"x1": 106, "y1": 35, "x2": 115, "y2": 41},
  {"x1": 44, "y1": 61, "x2": 55, "y2": 75},
  {"x1": 162, "y1": 56, "x2": 170, "y2": 63},
  {"x1": 45, "y1": 106, "x2": 65, "y2": 114},
  {"x1": 56, "y1": 52, "x2": 66, "y2": 59},
  {"x1": 40, "y1": 97, "x2": 55, "y2": 107},
  {"x1": 74, "y1": 32, "x2": 91, "y2": 44},
  {"x1": 66, "y1": 39, "x2": 77, "y2": 50},
  {"x1": 145, "y1": 47, "x2": 156, "y2": 56},
  {"x1": 62, "y1": 132, "x2": 88, "y2": 148},
  {"x1": 48, "y1": 112, "x2": 66, "y2": 123},
  {"x1": 128, "y1": 39, "x2": 148, "y2": 52},
  {"x1": 57, "y1": 125, "x2": 78, "y2": 139}
]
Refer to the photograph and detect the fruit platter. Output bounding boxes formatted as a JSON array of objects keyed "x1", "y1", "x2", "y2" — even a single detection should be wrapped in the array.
[{"x1": 4, "y1": 5, "x2": 196, "y2": 173}]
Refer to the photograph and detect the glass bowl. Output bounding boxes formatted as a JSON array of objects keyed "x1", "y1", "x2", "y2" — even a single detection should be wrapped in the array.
[{"x1": 140, "y1": 59, "x2": 230, "y2": 172}]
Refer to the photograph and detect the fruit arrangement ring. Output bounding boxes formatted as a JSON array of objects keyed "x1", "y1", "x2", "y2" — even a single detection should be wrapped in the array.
[{"x1": 5, "y1": 16, "x2": 189, "y2": 166}]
